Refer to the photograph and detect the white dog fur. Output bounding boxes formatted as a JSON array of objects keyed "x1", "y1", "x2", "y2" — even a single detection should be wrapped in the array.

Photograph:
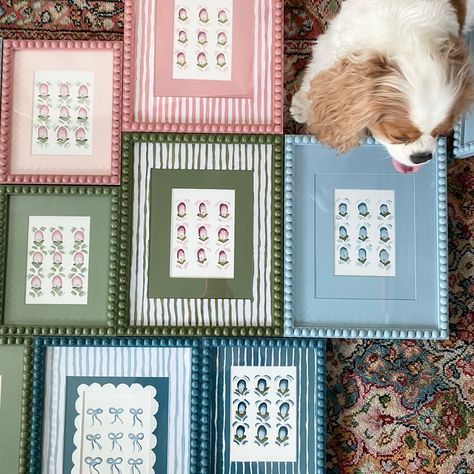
[{"x1": 291, "y1": 0, "x2": 474, "y2": 172}]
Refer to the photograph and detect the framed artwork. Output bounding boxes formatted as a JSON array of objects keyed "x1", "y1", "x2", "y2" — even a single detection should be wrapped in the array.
[
  {"x1": 29, "y1": 337, "x2": 203, "y2": 474},
  {"x1": 453, "y1": 30, "x2": 474, "y2": 158},
  {"x1": 120, "y1": 133, "x2": 283, "y2": 336},
  {"x1": 0, "y1": 337, "x2": 33, "y2": 474},
  {"x1": 122, "y1": 0, "x2": 283, "y2": 133},
  {"x1": 284, "y1": 136, "x2": 449, "y2": 339},
  {"x1": 202, "y1": 338, "x2": 326, "y2": 473},
  {"x1": 0, "y1": 186, "x2": 124, "y2": 336},
  {"x1": 0, "y1": 40, "x2": 122, "y2": 184}
]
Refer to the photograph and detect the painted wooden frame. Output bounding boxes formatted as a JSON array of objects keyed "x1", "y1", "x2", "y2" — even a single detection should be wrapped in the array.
[
  {"x1": 284, "y1": 136, "x2": 449, "y2": 339},
  {"x1": 29, "y1": 337, "x2": 204, "y2": 474},
  {"x1": 119, "y1": 133, "x2": 283, "y2": 336},
  {"x1": 453, "y1": 30, "x2": 474, "y2": 158},
  {"x1": 0, "y1": 185, "x2": 125, "y2": 336},
  {"x1": 202, "y1": 338, "x2": 326, "y2": 473},
  {"x1": 0, "y1": 337, "x2": 33, "y2": 474},
  {"x1": 122, "y1": 0, "x2": 283, "y2": 133},
  {"x1": 0, "y1": 40, "x2": 122, "y2": 185}
]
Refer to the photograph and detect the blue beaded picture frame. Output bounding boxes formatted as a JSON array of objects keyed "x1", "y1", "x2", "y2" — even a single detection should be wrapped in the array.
[
  {"x1": 202, "y1": 338, "x2": 326, "y2": 474},
  {"x1": 29, "y1": 337, "x2": 204, "y2": 474},
  {"x1": 453, "y1": 30, "x2": 474, "y2": 158},
  {"x1": 284, "y1": 135, "x2": 448, "y2": 339}
]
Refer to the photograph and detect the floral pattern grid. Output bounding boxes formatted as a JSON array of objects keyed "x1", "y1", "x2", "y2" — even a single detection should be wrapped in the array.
[
  {"x1": 26, "y1": 216, "x2": 90, "y2": 304},
  {"x1": 32, "y1": 70, "x2": 94, "y2": 155},
  {"x1": 173, "y1": 0, "x2": 232, "y2": 81}
]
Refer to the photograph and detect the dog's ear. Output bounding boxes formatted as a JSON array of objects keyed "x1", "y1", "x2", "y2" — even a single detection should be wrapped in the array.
[{"x1": 306, "y1": 53, "x2": 395, "y2": 153}]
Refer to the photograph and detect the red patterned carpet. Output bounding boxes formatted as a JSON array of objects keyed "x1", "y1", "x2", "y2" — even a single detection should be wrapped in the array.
[{"x1": 1, "y1": 1, "x2": 474, "y2": 472}]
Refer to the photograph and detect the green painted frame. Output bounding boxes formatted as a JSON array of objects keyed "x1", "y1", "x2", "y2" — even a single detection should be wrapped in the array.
[
  {"x1": 0, "y1": 186, "x2": 125, "y2": 336},
  {"x1": 119, "y1": 133, "x2": 283, "y2": 337},
  {"x1": 0, "y1": 337, "x2": 33, "y2": 474}
]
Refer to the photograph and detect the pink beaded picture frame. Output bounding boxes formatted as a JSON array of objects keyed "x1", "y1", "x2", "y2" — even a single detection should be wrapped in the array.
[
  {"x1": 122, "y1": 0, "x2": 283, "y2": 133},
  {"x1": 0, "y1": 40, "x2": 122, "y2": 185}
]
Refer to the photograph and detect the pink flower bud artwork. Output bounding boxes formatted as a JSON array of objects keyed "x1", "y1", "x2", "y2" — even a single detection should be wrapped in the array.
[
  {"x1": 26, "y1": 216, "x2": 90, "y2": 304},
  {"x1": 32, "y1": 71, "x2": 94, "y2": 155}
]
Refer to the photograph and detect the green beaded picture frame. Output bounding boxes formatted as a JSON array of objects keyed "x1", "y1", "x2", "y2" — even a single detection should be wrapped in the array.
[
  {"x1": 0, "y1": 337, "x2": 33, "y2": 474},
  {"x1": 0, "y1": 186, "x2": 125, "y2": 336},
  {"x1": 119, "y1": 133, "x2": 283, "y2": 337}
]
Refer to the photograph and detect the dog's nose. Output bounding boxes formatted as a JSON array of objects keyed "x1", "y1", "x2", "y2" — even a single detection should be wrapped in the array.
[{"x1": 410, "y1": 152, "x2": 432, "y2": 164}]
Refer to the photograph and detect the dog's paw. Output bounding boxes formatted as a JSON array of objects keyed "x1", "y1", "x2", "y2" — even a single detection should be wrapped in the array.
[{"x1": 290, "y1": 91, "x2": 310, "y2": 124}]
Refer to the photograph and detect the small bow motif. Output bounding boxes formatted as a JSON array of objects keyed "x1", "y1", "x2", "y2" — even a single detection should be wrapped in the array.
[
  {"x1": 128, "y1": 458, "x2": 143, "y2": 474},
  {"x1": 108, "y1": 432, "x2": 124, "y2": 451},
  {"x1": 129, "y1": 408, "x2": 143, "y2": 427},
  {"x1": 86, "y1": 408, "x2": 103, "y2": 426},
  {"x1": 128, "y1": 432, "x2": 144, "y2": 452},
  {"x1": 84, "y1": 456, "x2": 102, "y2": 474},
  {"x1": 109, "y1": 407, "x2": 124, "y2": 424},
  {"x1": 85, "y1": 433, "x2": 102, "y2": 450},
  {"x1": 106, "y1": 457, "x2": 123, "y2": 473}
]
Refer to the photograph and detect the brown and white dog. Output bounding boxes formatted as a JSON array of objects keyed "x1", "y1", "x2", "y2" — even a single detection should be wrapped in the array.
[{"x1": 290, "y1": 0, "x2": 474, "y2": 173}]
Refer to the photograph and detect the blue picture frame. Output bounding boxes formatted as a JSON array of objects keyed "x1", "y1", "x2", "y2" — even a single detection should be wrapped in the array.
[
  {"x1": 29, "y1": 337, "x2": 204, "y2": 474},
  {"x1": 453, "y1": 30, "x2": 474, "y2": 158},
  {"x1": 202, "y1": 338, "x2": 326, "y2": 474},
  {"x1": 284, "y1": 135, "x2": 448, "y2": 339}
]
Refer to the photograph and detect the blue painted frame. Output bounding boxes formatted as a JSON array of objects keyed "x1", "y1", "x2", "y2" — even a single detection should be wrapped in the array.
[
  {"x1": 453, "y1": 30, "x2": 474, "y2": 158},
  {"x1": 284, "y1": 136, "x2": 449, "y2": 339},
  {"x1": 29, "y1": 337, "x2": 204, "y2": 474},
  {"x1": 202, "y1": 338, "x2": 326, "y2": 474}
]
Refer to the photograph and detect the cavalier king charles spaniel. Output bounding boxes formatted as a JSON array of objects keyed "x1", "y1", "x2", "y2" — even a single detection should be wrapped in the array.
[{"x1": 291, "y1": 0, "x2": 474, "y2": 173}]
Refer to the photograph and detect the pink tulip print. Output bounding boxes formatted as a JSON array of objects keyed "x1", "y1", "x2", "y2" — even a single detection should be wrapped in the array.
[
  {"x1": 34, "y1": 229, "x2": 44, "y2": 243},
  {"x1": 37, "y1": 125, "x2": 49, "y2": 145},
  {"x1": 74, "y1": 229, "x2": 85, "y2": 243},
  {"x1": 29, "y1": 276, "x2": 43, "y2": 298},
  {"x1": 218, "y1": 250, "x2": 228, "y2": 266},
  {"x1": 73, "y1": 251, "x2": 85, "y2": 265},
  {"x1": 197, "y1": 52, "x2": 208, "y2": 69},
  {"x1": 71, "y1": 275, "x2": 85, "y2": 297},
  {"x1": 198, "y1": 225, "x2": 208, "y2": 241},
  {"x1": 75, "y1": 127, "x2": 87, "y2": 146},
  {"x1": 38, "y1": 82, "x2": 49, "y2": 97},
  {"x1": 52, "y1": 229, "x2": 63, "y2": 244},
  {"x1": 56, "y1": 126, "x2": 69, "y2": 145},
  {"x1": 219, "y1": 203, "x2": 230, "y2": 218},
  {"x1": 59, "y1": 83, "x2": 70, "y2": 98},
  {"x1": 197, "y1": 202, "x2": 208, "y2": 218},
  {"x1": 197, "y1": 30, "x2": 208, "y2": 45},
  {"x1": 52, "y1": 275, "x2": 62, "y2": 288},
  {"x1": 217, "y1": 32, "x2": 227, "y2": 46},
  {"x1": 197, "y1": 248, "x2": 207, "y2": 264},
  {"x1": 38, "y1": 104, "x2": 50, "y2": 119},
  {"x1": 177, "y1": 201, "x2": 187, "y2": 217},
  {"x1": 177, "y1": 225, "x2": 187, "y2": 241},
  {"x1": 53, "y1": 251, "x2": 63, "y2": 264},
  {"x1": 178, "y1": 30, "x2": 188, "y2": 43},
  {"x1": 32, "y1": 251, "x2": 43, "y2": 265},
  {"x1": 31, "y1": 276, "x2": 42, "y2": 289},
  {"x1": 177, "y1": 248, "x2": 186, "y2": 265},
  {"x1": 199, "y1": 8, "x2": 209, "y2": 23},
  {"x1": 218, "y1": 9, "x2": 228, "y2": 23},
  {"x1": 176, "y1": 51, "x2": 187, "y2": 67},
  {"x1": 216, "y1": 53, "x2": 226, "y2": 68},
  {"x1": 218, "y1": 227, "x2": 229, "y2": 243},
  {"x1": 77, "y1": 107, "x2": 88, "y2": 122},
  {"x1": 178, "y1": 7, "x2": 188, "y2": 21},
  {"x1": 60, "y1": 106, "x2": 70, "y2": 118},
  {"x1": 78, "y1": 84, "x2": 89, "y2": 98}
]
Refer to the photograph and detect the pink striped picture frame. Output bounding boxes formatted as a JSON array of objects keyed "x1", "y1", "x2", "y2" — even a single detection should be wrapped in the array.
[
  {"x1": 122, "y1": 0, "x2": 283, "y2": 133},
  {"x1": 0, "y1": 40, "x2": 122, "y2": 185}
]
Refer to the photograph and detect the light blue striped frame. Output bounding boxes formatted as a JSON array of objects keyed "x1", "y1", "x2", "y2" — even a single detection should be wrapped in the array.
[
  {"x1": 202, "y1": 338, "x2": 326, "y2": 474},
  {"x1": 453, "y1": 30, "x2": 474, "y2": 158},
  {"x1": 284, "y1": 135, "x2": 449, "y2": 339},
  {"x1": 29, "y1": 337, "x2": 204, "y2": 474}
]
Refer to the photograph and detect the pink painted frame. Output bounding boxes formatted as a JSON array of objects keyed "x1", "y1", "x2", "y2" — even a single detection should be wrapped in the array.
[
  {"x1": 0, "y1": 40, "x2": 122, "y2": 185},
  {"x1": 122, "y1": 0, "x2": 283, "y2": 134},
  {"x1": 154, "y1": 0, "x2": 254, "y2": 98}
]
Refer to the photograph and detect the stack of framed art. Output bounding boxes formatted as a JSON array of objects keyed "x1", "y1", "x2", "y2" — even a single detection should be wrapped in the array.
[{"x1": 1, "y1": 0, "x2": 471, "y2": 471}]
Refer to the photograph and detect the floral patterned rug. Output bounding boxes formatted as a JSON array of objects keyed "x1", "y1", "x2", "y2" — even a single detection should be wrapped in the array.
[{"x1": 1, "y1": 1, "x2": 474, "y2": 472}]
